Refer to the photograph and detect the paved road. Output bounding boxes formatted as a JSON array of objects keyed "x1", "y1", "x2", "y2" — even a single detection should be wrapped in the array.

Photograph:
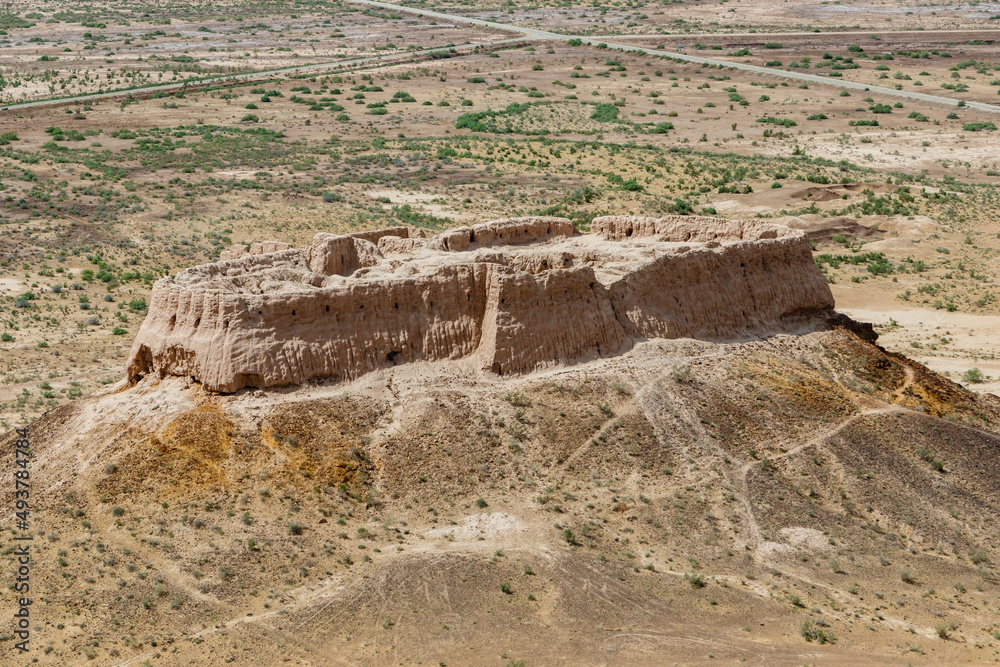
[
  {"x1": 5, "y1": 0, "x2": 1000, "y2": 115},
  {"x1": 348, "y1": 0, "x2": 1000, "y2": 114},
  {"x1": 592, "y1": 29, "x2": 1000, "y2": 40}
]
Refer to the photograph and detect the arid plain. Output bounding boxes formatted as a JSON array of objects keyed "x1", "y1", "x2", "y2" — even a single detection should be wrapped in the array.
[{"x1": 3, "y1": 0, "x2": 1000, "y2": 665}]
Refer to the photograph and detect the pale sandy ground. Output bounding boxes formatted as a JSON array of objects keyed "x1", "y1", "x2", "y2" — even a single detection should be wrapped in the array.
[
  {"x1": 365, "y1": 187, "x2": 476, "y2": 220},
  {"x1": 0, "y1": 278, "x2": 29, "y2": 296},
  {"x1": 836, "y1": 288, "x2": 1000, "y2": 396}
]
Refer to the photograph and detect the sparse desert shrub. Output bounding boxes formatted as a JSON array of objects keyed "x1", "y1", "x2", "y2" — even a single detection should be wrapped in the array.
[
  {"x1": 757, "y1": 116, "x2": 796, "y2": 127},
  {"x1": 962, "y1": 368, "x2": 985, "y2": 383},
  {"x1": 800, "y1": 620, "x2": 835, "y2": 644},
  {"x1": 936, "y1": 621, "x2": 957, "y2": 639},
  {"x1": 969, "y1": 549, "x2": 988, "y2": 565},
  {"x1": 504, "y1": 392, "x2": 531, "y2": 407}
]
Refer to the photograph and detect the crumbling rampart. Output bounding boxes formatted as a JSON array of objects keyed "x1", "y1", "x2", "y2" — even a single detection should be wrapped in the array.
[{"x1": 125, "y1": 216, "x2": 835, "y2": 392}]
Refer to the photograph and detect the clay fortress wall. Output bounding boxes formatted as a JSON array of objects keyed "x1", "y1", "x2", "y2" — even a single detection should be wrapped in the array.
[{"x1": 125, "y1": 215, "x2": 835, "y2": 392}]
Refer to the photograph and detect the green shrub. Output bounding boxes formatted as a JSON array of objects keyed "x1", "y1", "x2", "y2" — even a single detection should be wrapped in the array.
[
  {"x1": 963, "y1": 367, "x2": 986, "y2": 383},
  {"x1": 590, "y1": 103, "x2": 620, "y2": 122},
  {"x1": 756, "y1": 116, "x2": 797, "y2": 127},
  {"x1": 963, "y1": 122, "x2": 996, "y2": 132}
]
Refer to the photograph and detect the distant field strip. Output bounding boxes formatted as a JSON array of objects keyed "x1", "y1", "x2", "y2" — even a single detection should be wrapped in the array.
[
  {"x1": 5, "y1": 0, "x2": 1000, "y2": 115},
  {"x1": 347, "y1": 0, "x2": 1000, "y2": 115},
  {"x1": 0, "y1": 37, "x2": 528, "y2": 112}
]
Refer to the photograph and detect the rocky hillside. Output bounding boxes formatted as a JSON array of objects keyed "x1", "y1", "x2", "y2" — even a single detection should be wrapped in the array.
[{"x1": 4, "y1": 320, "x2": 1000, "y2": 665}]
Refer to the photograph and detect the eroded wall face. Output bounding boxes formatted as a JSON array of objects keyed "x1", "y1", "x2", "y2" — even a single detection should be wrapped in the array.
[
  {"x1": 126, "y1": 216, "x2": 836, "y2": 392},
  {"x1": 130, "y1": 264, "x2": 492, "y2": 393},
  {"x1": 479, "y1": 265, "x2": 630, "y2": 376},
  {"x1": 608, "y1": 236, "x2": 834, "y2": 340}
]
